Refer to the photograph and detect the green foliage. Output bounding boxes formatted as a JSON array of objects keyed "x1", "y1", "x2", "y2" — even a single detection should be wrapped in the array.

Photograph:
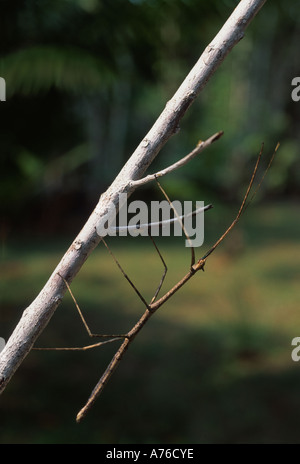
[
  {"x1": 0, "y1": 0, "x2": 299, "y2": 230},
  {"x1": 1, "y1": 46, "x2": 113, "y2": 97}
]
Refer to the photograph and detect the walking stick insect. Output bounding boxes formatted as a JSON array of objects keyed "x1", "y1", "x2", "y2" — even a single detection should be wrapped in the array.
[{"x1": 34, "y1": 141, "x2": 279, "y2": 423}]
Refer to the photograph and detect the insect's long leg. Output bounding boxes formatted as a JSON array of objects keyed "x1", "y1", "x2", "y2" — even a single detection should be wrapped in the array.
[
  {"x1": 33, "y1": 337, "x2": 122, "y2": 352},
  {"x1": 33, "y1": 273, "x2": 127, "y2": 351},
  {"x1": 155, "y1": 176, "x2": 196, "y2": 268},
  {"x1": 101, "y1": 238, "x2": 150, "y2": 310},
  {"x1": 58, "y1": 273, "x2": 127, "y2": 339},
  {"x1": 148, "y1": 233, "x2": 168, "y2": 304}
]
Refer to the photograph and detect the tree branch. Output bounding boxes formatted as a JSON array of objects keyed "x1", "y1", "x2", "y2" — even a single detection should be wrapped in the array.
[{"x1": 0, "y1": 0, "x2": 267, "y2": 400}]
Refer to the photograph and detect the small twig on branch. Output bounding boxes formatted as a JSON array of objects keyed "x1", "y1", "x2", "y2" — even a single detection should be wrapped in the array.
[{"x1": 130, "y1": 131, "x2": 224, "y2": 188}]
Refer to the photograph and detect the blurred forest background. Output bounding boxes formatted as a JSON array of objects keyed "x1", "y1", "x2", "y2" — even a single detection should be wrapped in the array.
[{"x1": 0, "y1": 0, "x2": 300, "y2": 444}]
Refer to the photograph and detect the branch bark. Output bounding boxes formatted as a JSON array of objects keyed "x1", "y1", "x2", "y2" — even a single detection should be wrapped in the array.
[{"x1": 0, "y1": 0, "x2": 267, "y2": 396}]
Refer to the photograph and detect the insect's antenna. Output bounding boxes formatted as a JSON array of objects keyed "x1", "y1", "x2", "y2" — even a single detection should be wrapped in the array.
[
  {"x1": 243, "y1": 141, "x2": 280, "y2": 214},
  {"x1": 58, "y1": 272, "x2": 92, "y2": 336},
  {"x1": 101, "y1": 238, "x2": 150, "y2": 310},
  {"x1": 155, "y1": 176, "x2": 196, "y2": 268},
  {"x1": 201, "y1": 142, "x2": 267, "y2": 261}
]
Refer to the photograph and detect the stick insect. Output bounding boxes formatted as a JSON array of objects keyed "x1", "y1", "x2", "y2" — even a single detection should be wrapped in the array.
[{"x1": 34, "y1": 140, "x2": 279, "y2": 423}]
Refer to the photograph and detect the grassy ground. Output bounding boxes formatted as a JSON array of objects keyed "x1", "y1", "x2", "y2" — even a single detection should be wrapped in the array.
[{"x1": 0, "y1": 201, "x2": 299, "y2": 443}]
